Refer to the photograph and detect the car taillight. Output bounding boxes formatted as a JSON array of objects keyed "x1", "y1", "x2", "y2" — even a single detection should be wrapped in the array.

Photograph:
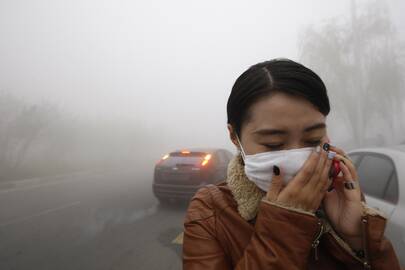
[
  {"x1": 156, "y1": 153, "x2": 169, "y2": 165},
  {"x1": 201, "y1": 154, "x2": 211, "y2": 166}
]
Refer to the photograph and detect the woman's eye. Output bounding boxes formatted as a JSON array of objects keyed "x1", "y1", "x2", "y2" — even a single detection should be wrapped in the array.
[
  {"x1": 263, "y1": 144, "x2": 284, "y2": 150},
  {"x1": 306, "y1": 140, "x2": 321, "y2": 146},
  {"x1": 263, "y1": 140, "x2": 321, "y2": 150}
]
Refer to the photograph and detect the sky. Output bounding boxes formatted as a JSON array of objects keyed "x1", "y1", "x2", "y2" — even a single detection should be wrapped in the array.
[{"x1": 0, "y1": 0, "x2": 404, "y2": 152}]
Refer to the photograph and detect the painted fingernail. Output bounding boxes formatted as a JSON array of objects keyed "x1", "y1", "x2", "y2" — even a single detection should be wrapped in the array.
[
  {"x1": 273, "y1": 165, "x2": 280, "y2": 176},
  {"x1": 323, "y1": 143, "x2": 330, "y2": 151},
  {"x1": 328, "y1": 151, "x2": 336, "y2": 160}
]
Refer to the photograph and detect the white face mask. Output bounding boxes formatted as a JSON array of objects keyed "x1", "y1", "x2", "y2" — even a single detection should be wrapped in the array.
[{"x1": 236, "y1": 135, "x2": 315, "y2": 192}]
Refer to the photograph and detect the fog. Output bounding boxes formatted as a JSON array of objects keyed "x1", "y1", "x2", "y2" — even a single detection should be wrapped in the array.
[
  {"x1": 1, "y1": 0, "x2": 403, "y2": 180},
  {"x1": 1, "y1": 0, "x2": 405, "y2": 179},
  {"x1": 0, "y1": 0, "x2": 404, "y2": 269}
]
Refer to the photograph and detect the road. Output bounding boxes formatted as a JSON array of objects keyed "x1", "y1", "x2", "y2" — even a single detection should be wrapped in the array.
[{"x1": 0, "y1": 166, "x2": 186, "y2": 270}]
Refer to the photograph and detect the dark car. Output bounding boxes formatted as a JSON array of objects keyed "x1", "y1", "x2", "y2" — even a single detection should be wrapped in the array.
[{"x1": 153, "y1": 148, "x2": 233, "y2": 203}]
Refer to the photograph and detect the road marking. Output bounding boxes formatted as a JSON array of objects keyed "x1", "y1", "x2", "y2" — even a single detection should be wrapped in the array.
[
  {"x1": 0, "y1": 170, "x2": 111, "y2": 195},
  {"x1": 0, "y1": 181, "x2": 70, "y2": 194},
  {"x1": 172, "y1": 232, "x2": 184, "y2": 245},
  {"x1": 0, "y1": 201, "x2": 81, "y2": 227},
  {"x1": 0, "y1": 176, "x2": 93, "y2": 195}
]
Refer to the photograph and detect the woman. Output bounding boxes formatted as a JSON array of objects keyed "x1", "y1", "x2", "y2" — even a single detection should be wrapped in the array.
[{"x1": 182, "y1": 59, "x2": 400, "y2": 269}]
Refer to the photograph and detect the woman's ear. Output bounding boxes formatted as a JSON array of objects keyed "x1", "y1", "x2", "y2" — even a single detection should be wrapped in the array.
[{"x1": 227, "y1": 124, "x2": 239, "y2": 148}]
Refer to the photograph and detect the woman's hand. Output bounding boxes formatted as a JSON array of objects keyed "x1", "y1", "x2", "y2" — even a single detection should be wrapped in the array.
[
  {"x1": 266, "y1": 144, "x2": 332, "y2": 212},
  {"x1": 323, "y1": 145, "x2": 363, "y2": 250}
]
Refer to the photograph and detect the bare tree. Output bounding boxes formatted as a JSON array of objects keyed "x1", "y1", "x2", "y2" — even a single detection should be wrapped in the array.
[
  {"x1": 299, "y1": 0, "x2": 404, "y2": 147},
  {"x1": 0, "y1": 91, "x2": 153, "y2": 181},
  {"x1": 0, "y1": 92, "x2": 24, "y2": 171},
  {"x1": 9, "y1": 104, "x2": 57, "y2": 168},
  {"x1": 0, "y1": 91, "x2": 62, "y2": 180}
]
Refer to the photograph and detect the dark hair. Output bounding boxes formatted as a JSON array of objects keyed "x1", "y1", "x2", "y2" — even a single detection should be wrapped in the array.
[{"x1": 227, "y1": 58, "x2": 330, "y2": 137}]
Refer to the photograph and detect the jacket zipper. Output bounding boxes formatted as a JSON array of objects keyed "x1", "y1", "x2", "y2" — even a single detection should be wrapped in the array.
[
  {"x1": 361, "y1": 217, "x2": 371, "y2": 269},
  {"x1": 327, "y1": 217, "x2": 371, "y2": 269},
  {"x1": 312, "y1": 220, "x2": 325, "y2": 261}
]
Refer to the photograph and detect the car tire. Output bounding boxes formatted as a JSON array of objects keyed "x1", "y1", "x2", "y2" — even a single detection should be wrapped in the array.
[{"x1": 157, "y1": 197, "x2": 175, "y2": 205}]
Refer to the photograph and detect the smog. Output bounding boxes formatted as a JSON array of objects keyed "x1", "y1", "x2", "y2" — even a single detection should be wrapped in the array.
[{"x1": 0, "y1": 0, "x2": 404, "y2": 269}]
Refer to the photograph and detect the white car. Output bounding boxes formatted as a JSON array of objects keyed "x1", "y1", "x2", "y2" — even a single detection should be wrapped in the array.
[{"x1": 348, "y1": 145, "x2": 405, "y2": 266}]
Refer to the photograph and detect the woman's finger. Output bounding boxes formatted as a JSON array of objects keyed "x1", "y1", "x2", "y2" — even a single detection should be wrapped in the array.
[
  {"x1": 316, "y1": 152, "x2": 334, "y2": 192},
  {"x1": 266, "y1": 165, "x2": 284, "y2": 201},
  {"x1": 328, "y1": 144, "x2": 346, "y2": 156},
  {"x1": 307, "y1": 148, "x2": 333, "y2": 203},
  {"x1": 300, "y1": 145, "x2": 330, "y2": 206},
  {"x1": 336, "y1": 161, "x2": 361, "y2": 201},
  {"x1": 329, "y1": 145, "x2": 355, "y2": 166},
  {"x1": 290, "y1": 146, "x2": 321, "y2": 187},
  {"x1": 339, "y1": 160, "x2": 353, "y2": 181},
  {"x1": 334, "y1": 153, "x2": 358, "y2": 180},
  {"x1": 307, "y1": 145, "x2": 328, "y2": 188}
]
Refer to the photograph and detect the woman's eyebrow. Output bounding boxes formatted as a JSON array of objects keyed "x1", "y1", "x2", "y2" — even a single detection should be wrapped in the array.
[
  {"x1": 253, "y1": 123, "x2": 326, "y2": 136},
  {"x1": 252, "y1": 128, "x2": 287, "y2": 136},
  {"x1": 304, "y1": 123, "x2": 326, "y2": 132}
]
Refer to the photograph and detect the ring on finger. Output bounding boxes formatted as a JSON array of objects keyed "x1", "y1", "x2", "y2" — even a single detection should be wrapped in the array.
[{"x1": 344, "y1": 180, "x2": 357, "y2": 190}]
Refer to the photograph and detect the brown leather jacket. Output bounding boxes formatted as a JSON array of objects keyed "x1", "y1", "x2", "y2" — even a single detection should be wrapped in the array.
[{"x1": 182, "y1": 154, "x2": 401, "y2": 270}]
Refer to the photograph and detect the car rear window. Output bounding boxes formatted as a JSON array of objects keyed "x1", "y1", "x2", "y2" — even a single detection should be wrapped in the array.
[{"x1": 161, "y1": 152, "x2": 207, "y2": 166}]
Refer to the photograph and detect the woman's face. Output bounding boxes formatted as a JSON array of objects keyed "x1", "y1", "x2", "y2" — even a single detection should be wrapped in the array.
[{"x1": 228, "y1": 92, "x2": 328, "y2": 155}]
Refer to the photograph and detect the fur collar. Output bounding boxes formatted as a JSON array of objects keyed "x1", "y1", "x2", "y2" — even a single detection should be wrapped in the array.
[{"x1": 226, "y1": 153, "x2": 266, "y2": 221}]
